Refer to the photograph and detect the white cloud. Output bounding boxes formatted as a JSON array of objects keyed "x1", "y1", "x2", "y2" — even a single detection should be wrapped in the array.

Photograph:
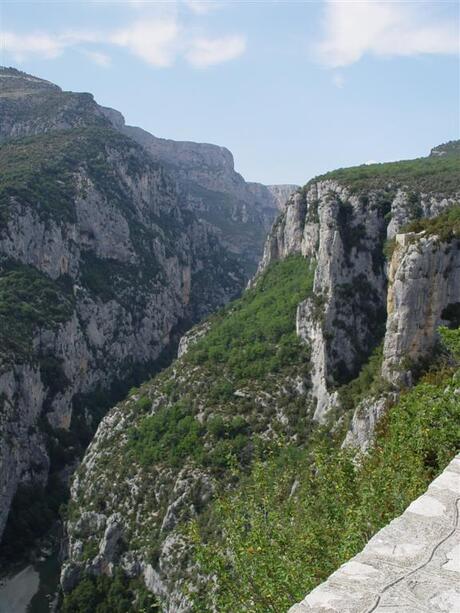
[
  {"x1": 1, "y1": 12, "x2": 245, "y2": 69},
  {"x1": 1, "y1": 31, "x2": 65, "y2": 62},
  {"x1": 184, "y1": 1, "x2": 220, "y2": 15},
  {"x1": 186, "y1": 35, "x2": 246, "y2": 67},
  {"x1": 82, "y1": 50, "x2": 112, "y2": 67},
  {"x1": 315, "y1": 1, "x2": 459, "y2": 68},
  {"x1": 332, "y1": 73, "x2": 344, "y2": 88},
  {"x1": 110, "y1": 19, "x2": 180, "y2": 67},
  {"x1": 365, "y1": 159, "x2": 377, "y2": 165}
]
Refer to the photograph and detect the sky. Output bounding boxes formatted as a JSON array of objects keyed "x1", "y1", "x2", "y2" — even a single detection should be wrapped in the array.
[{"x1": 0, "y1": 0, "x2": 459, "y2": 185}]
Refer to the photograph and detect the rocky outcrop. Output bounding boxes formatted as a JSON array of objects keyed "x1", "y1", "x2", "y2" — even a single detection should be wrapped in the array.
[
  {"x1": 0, "y1": 70, "x2": 250, "y2": 541},
  {"x1": 382, "y1": 232, "x2": 460, "y2": 385},
  {"x1": 265, "y1": 184, "x2": 300, "y2": 210},
  {"x1": 342, "y1": 397, "x2": 391, "y2": 452},
  {"x1": 258, "y1": 171, "x2": 459, "y2": 421},
  {"x1": 177, "y1": 321, "x2": 211, "y2": 358},
  {"x1": 1, "y1": 66, "x2": 295, "y2": 276},
  {"x1": 0, "y1": 68, "x2": 109, "y2": 141}
]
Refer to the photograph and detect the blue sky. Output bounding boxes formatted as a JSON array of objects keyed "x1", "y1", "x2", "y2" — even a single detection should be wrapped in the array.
[{"x1": 0, "y1": 0, "x2": 459, "y2": 184}]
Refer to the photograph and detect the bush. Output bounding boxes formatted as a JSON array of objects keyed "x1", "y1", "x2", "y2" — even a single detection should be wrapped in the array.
[
  {"x1": 0, "y1": 261, "x2": 74, "y2": 358},
  {"x1": 191, "y1": 369, "x2": 460, "y2": 612},
  {"x1": 128, "y1": 403, "x2": 205, "y2": 468},
  {"x1": 187, "y1": 256, "x2": 314, "y2": 383},
  {"x1": 62, "y1": 570, "x2": 158, "y2": 613}
]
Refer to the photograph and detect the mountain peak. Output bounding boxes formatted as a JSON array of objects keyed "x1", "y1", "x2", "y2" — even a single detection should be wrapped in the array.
[{"x1": 0, "y1": 66, "x2": 61, "y2": 95}]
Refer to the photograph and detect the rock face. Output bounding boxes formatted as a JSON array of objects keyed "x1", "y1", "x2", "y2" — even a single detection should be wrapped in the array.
[
  {"x1": 258, "y1": 170, "x2": 460, "y2": 420},
  {"x1": 63, "y1": 144, "x2": 460, "y2": 609},
  {"x1": 382, "y1": 232, "x2": 460, "y2": 385},
  {"x1": 0, "y1": 66, "x2": 287, "y2": 542},
  {"x1": 117, "y1": 124, "x2": 297, "y2": 273},
  {"x1": 345, "y1": 224, "x2": 460, "y2": 451},
  {"x1": 289, "y1": 453, "x2": 460, "y2": 613}
]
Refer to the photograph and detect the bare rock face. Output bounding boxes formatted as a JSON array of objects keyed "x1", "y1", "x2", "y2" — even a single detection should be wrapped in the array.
[
  {"x1": 0, "y1": 69, "x2": 248, "y2": 541},
  {"x1": 382, "y1": 232, "x2": 460, "y2": 385},
  {"x1": 341, "y1": 397, "x2": 390, "y2": 452},
  {"x1": 119, "y1": 123, "x2": 297, "y2": 273},
  {"x1": 265, "y1": 184, "x2": 300, "y2": 210},
  {"x1": 177, "y1": 321, "x2": 211, "y2": 358},
  {"x1": 258, "y1": 169, "x2": 459, "y2": 422}
]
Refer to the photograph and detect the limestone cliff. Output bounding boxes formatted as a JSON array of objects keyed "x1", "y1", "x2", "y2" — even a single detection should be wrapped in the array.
[
  {"x1": 116, "y1": 123, "x2": 296, "y2": 272},
  {"x1": 382, "y1": 231, "x2": 460, "y2": 385},
  {"x1": 1, "y1": 67, "x2": 296, "y2": 277},
  {"x1": 63, "y1": 144, "x2": 459, "y2": 610},
  {"x1": 258, "y1": 158, "x2": 459, "y2": 420},
  {"x1": 345, "y1": 209, "x2": 460, "y2": 451},
  {"x1": 0, "y1": 65, "x2": 295, "y2": 550}
]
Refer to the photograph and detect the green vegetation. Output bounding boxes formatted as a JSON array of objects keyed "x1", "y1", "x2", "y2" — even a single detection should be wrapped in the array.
[
  {"x1": 0, "y1": 261, "x2": 74, "y2": 358},
  {"x1": 62, "y1": 570, "x2": 158, "y2": 613},
  {"x1": 191, "y1": 354, "x2": 460, "y2": 612},
  {"x1": 430, "y1": 140, "x2": 460, "y2": 158},
  {"x1": 0, "y1": 126, "x2": 150, "y2": 223},
  {"x1": 128, "y1": 402, "x2": 205, "y2": 468},
  {"x1": 323, "y1": 155, "x2": 460, "y2": 193},
  {"x1": 188, "y1": 255, "x2": 314, "y2": 381},
  {"x1": 403, "y1": 203, "x2": 460, "y2": 240},
  {"x1": 440, "y1": 325, "x2": 460, "y2": 361},
  {"x1": 128, "y1": 401, "x2": 253, "y2": 471},
  {"x1": 315, "y1": 149, "x2": 460, "y2": 194},
  {"x1": 125, "y1": 256, "x2": 314, "y2": 473},
  {"x1": 80, "y1": 251, "x2": 163, "y2": 305},
  {"x1": 337, "y1": 343, "x2": 387, "y2": 412}
]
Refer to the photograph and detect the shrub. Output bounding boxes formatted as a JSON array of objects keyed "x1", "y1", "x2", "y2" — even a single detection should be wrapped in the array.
[
  {"x1": 128, "y1": 403, "x2": 205, "y2": 468},
  {"x1": 187, "y1": 256, "x2": 314, "y2": 383},
  {"x1": 190, "y1": 369, "x2": 460, "y2": 612}
]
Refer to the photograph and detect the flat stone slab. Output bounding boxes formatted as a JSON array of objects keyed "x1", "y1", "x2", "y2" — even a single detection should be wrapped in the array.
[{"x1": 289, "y1": 454, "x2": 460, "y2": 613}]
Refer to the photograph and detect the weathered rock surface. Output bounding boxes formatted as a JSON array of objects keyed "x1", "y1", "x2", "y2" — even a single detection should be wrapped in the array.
[
  {"x1": 341, "y1": 396, "x2": 390, "y2": 452},
  {"x1": 118, "y1": 123, "x2": 297, "y2": 272},
  {"x1": 64, "y1": 142, "x2": 460, "y2": 609},
  {"x1": 177, "y1": 321, "x2": 211, "y2": 358},
  {"x1": 0, "y1": 67, "x2": 265, "y2": 540},
  {"x1": 259, "y1": 173, "x2": 459, "y2": 421},
  {"x1": 289, "y1": 453, "x2": 460, "y2": 613},
  {"x1": 382, "y1": 232, "x2": 460, "y2": 385}
]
